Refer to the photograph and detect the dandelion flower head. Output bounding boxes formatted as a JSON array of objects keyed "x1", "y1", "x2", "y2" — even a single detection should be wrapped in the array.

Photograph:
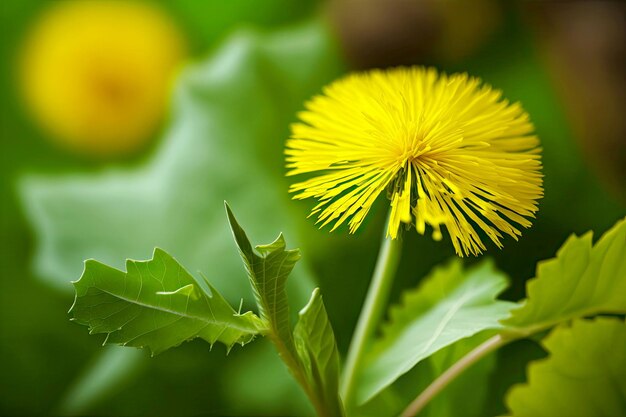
[{"x1": 286, "y1": 67, "x2": 543, "y2": 256}]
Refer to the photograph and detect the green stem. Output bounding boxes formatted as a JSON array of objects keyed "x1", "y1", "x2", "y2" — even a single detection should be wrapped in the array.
[
  {"x1": 400, "y1": 334, "x2": 509, "y2": 417},
  {"x1": 270, "y1": 334, "x2": 332, "y2": 417},
  {"x1": 340, "y1": 229, "x2": 403, "y2": 410}
]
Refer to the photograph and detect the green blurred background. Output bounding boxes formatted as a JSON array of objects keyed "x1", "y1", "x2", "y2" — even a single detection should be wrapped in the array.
[{"x1": 1, "y1": 1, "x2": 624, "y2": 416}]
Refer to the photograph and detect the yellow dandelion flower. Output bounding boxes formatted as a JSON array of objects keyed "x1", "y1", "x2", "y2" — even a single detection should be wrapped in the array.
[
  {"x1": 19, "y1": 1, "x2": 186, "y2": 157},
  {"x1": 286, "y1": 67, "x2": 543, "y2": 256}
]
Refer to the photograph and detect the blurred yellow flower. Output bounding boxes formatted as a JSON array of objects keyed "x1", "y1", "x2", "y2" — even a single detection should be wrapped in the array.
[
  {"x1": 286, "y1": 67, "x2": 543, "y2": 256},
  {"x1": 20, "y1": 1, "x2": 186, "y2": 157}
]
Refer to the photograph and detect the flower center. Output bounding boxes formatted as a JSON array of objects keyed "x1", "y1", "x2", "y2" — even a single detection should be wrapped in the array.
[{"x1": 399, "y1": 131, "x2": 431, "y2": 164}]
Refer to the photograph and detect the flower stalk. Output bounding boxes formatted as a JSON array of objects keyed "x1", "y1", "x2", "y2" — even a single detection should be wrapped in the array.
[{"x1": 340, "y1": 222, "x2": 403, "y2": 410}]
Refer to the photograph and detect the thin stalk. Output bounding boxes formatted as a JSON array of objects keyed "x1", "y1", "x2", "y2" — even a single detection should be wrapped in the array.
[
  {"x1": 400, "y1": 334, "x2": 509, "y2": 417},
  {"x1": 340, "y1": 230, "x2": 403, "y2": 410}
]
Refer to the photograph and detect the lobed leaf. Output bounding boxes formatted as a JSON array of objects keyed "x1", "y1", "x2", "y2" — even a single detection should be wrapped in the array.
[
  {"x1": 294, "y1": 288, "x2": 344, "y2": 417},
  {"x1": 503, "y1": 217, "x2": 626, "y2": 335},
  {"x1": 226, "y1": 202, "x2": 301, "y2": 357},
  {"x1": 226, "y1": 204, "x2": 344, "y2": 417},
  {"x1": 358, "y1": 259, "x2": 515, "y2": 404},
  {"x1": 506, "y1": 317, "x2": 626, "y2": 417},
  {"x1": 71, "y1": 248, "x2": 265, "y2": 356}
]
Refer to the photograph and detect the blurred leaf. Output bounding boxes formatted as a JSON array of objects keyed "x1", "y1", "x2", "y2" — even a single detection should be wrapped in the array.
[
  {"x1": 358, "y1": 260, "x2": 515, "y2": 404},
  {"x1": 295, "y1": 288, "x2": 344, "y2": 417},
  {"x1": 165, "y1": 0, "x2": 319, "y2": 55},
  {"x1": 503, "y1": 217, "x2": 626, "y2": 335},
  {"x1": 19, "y1": 21, "x2": 342, "y2": 414},
  {"x1": 506, "y1": 317, "x2": 626, "y2": 417},
  {"x1": 71, "y1": 248, "x2": 265, "y2": 355},
  {"x1": 5, "y1": 1, "x2": 346, "y2": 414},
  {"x1": 19, "y1": 20, "x2": 343, "y2": 305}
]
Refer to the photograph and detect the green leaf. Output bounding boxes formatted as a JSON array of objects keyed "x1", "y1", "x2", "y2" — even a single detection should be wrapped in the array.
[
  {"x1": 358, "y1": 260, "x2": 515, "y2": 404},
  {"x1": 294, "y1": 288, "x2": 344, "y2": 417},
  {"x1": 226, "y1": 204, "x2": 344, "y2": 417},
  {"x1": 71, "y1": 248, "x2": 266, "y2": 356},
  {"x1": 503, "y1": 217, "x2": 626, "y2": 335},
  {"x1": 506, "y1": 317, "x2": 626, "y2": 417},
  {"x1": 226, "y1": 202, "x2": 300, "y2": 356}
]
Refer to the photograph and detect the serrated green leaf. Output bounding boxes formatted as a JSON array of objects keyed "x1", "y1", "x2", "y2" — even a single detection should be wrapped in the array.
[
  {"x1": 226, "y1": 203, "x2": 300, "y2": 356},
  {"x1": 506, "y1": 317, "x2": 626, "y2": 417},
  {"x1": 71, "y1": 248, "x2": 266, "y2": 356},
  {"x1": 503, "y1": 217, "x2": 626, "y2": 335},
  {"x1": 226, "y1": 205, "x2": 344, "y2": 417},
  {"x1": 358, "y1": 260, "x2": 515, "y2": 404},
  {"x1": 294, "y1": 288, "x2": 344, "y2": 417}
]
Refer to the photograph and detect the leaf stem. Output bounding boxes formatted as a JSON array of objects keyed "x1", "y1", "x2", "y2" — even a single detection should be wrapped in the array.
[
  {"x1": 340, "y1": 229, "x2": 403, "y2": 410},
  {"x1": 270, "y1": 334, "x2": 331, "y2": 417},
  {"x1": 400, "y1": 334, "x2": 508, "y2": 417}
]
